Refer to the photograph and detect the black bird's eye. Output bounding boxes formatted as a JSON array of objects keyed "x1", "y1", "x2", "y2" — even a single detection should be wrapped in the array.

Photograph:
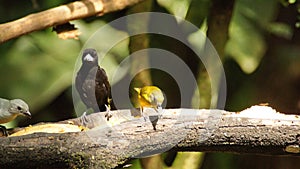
[{"x1": 17, "y1": 106, "x2": 22, "y2": 110}]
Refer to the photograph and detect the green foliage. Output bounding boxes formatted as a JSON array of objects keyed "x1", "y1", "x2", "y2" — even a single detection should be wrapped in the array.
[
  {"x1": 1, "y1": 0, "x2": 300, "y2": 168},
  {"x1": 157, "y1": 0, "x2": 191, "y2": 19},
  {"x1": 226, "y1": 0, "x2": 279, "y2": 73},
  {"x1": 0, "y1": 19, "x2": 129, "y2": 117},
  {"x1": 0, "y1": 29, "x2": 80, "y2": 112}
]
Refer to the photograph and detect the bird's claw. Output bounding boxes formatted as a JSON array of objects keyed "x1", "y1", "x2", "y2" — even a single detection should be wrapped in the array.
[
  {"x1": 104, "y1": 112, "x2": 112, "y2": 121},
  {"x1": 0, "y1": 125, "x2": 8, "y2": 136},
  {"x1": 143, "y1": 116, "x2": 147, "y2": 122},
  {"x1": 80, "y1": 111, "x2": 89, "y2": 127},
  {"x1": 104, "y1": 104, "x2": 112, "y2": 121}
]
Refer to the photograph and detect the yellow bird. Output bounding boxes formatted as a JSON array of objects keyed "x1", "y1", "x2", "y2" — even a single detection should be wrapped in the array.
[{"x1": 134, "y1": 86, "x2": 164, "y2": 113}]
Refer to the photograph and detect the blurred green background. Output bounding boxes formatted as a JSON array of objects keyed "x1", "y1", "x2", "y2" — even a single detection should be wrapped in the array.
[{"x1": 0, "y1": 0, "x2": 300, "y2": 169}]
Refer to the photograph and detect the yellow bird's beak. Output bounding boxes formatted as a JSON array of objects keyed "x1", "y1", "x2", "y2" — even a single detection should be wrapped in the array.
[{"x1": 134, "y1": 87, "x2": 141, "y2": 94}]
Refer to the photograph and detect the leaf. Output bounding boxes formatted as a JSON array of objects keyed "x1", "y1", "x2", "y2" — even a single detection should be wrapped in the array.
[
  {"x1": 157, "y1": 0, "x2": 191, "y2": 19},
  {"x1": 226, "y1": 0, "x2": 278, "y2": 73}
]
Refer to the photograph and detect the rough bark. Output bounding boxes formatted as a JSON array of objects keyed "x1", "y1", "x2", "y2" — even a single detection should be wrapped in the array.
[{"x1": 0, "y1": 107, "x2": 300, "y2": 168}]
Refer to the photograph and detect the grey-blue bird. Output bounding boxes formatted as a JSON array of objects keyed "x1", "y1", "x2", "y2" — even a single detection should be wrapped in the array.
[{"x1": 0, "y1": 98, "x2": 31, "y2": 124}]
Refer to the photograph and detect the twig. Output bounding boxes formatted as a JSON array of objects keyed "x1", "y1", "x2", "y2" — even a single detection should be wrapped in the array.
[{"x1": 0, "y1": 0, "x2": 145, "y2": 43}]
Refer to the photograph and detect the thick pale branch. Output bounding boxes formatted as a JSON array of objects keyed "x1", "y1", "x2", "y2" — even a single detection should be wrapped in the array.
[
  {"x1": 0, "y1": 0, "x2": 145, "y2": 43},
  {"x1": 1, "y1": 106, "x2": 300, "y2": 168}
]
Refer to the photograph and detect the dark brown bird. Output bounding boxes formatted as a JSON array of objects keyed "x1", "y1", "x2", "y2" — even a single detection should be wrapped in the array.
[{"x1": 75, "y1": 48, "x2": 112, "y2": 113}]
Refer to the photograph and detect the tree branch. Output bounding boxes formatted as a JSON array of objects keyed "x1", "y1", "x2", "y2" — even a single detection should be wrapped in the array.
[
  {"x1": 1, "y1": 106, "x2": 300, "y2": 168},
  {"x1": 0, "y1": 0, "x2": 145, "y2": 43}
]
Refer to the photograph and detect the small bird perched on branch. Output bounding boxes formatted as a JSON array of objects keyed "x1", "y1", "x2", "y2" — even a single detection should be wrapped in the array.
[
  {"x1": 0, "y1": 98, "x2": 31, "y2": 136},
  {"x1": 134, "y1": 86, "x2": 164, "y2": 130},
  {"x1": 76, "y1": 48, "x2": 114, "y2": 121}
]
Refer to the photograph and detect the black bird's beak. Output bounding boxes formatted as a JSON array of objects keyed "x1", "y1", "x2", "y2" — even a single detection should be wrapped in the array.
[
  {"x1": 22, "y1": 111, "x2": 32, "y2": 118},
  {"x1": 83, "y1": 54, "x2": 95, "y2": 62}
]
